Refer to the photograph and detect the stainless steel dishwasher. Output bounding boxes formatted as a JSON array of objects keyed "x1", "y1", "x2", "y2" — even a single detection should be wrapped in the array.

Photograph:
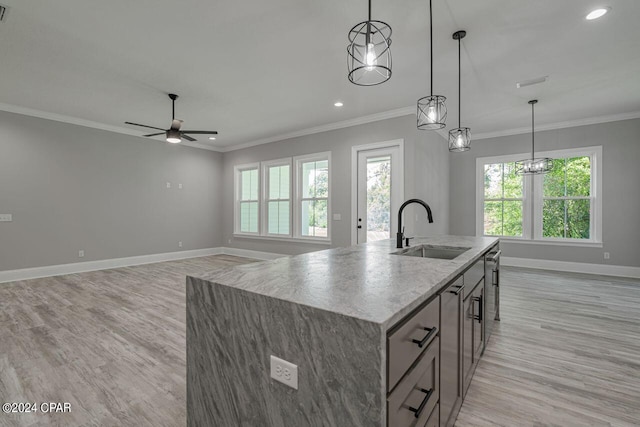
[{"x1": 484, "y1": 246, "x2": 501, "y2": 344}]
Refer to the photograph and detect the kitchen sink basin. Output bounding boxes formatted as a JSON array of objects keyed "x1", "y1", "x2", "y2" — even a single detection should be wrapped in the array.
[{"x1": 394, "y1": 245, "x2": 471, "y2": 260}]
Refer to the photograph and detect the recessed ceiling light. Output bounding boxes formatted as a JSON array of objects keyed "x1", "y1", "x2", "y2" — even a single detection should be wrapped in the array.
[
  {"x1": 586, "y1": 7, "x2": 610, "y2": 20},
  {"x1": 334, "y1": 101, "x2": 344, "y2": 107},
  {"x1": 208, "y1": 137, "x2": 216, "y2": 140}
]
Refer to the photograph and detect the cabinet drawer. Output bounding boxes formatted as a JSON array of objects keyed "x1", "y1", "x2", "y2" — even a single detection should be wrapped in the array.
[
  {"x1": 424, "y1": 403, "x2": 439, "y2": 427},
  {"x1": 388, "y1": 297, "x2": 440, "y2": 391},
  {"x1": 388, "y1": 337, "x2": 440, "y2": 427},
  {"x1": 463, "y1": 258, "x2": 484, "y2": 296}
]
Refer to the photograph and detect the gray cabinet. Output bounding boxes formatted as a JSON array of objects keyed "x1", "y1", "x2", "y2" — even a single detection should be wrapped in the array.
[
  {"x1": 463, "y1": 282, "x2": 484, "y2": 394},
  {"x1": 439, "y1": 276, "x2": 463, "y2": 426},
  {"x1": 484, "y1": 244, "x2": 501, "y2": 344}
]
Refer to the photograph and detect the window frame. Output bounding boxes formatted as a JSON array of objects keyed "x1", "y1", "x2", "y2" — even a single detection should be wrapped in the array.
[
  {"x1": 476, "y1": 146, "x2": 602, "y2": 246},
  {"x1": 476, "y1": 153, "x2": 533, "y2": 240},
  {"x1": 232, "y1": 153, "x2": 332, "y2": 244},
  {"x1": 234, "y1": 163, "x2": 261, "y2": 236},
  {"x1": 293, "y1": 152, "x2": 332, "y2": 242},
  {"x1": 261, "y1": 158, "x2": 293, "y2": 238},
  {"x1": 532, "y1": 146, "x2": 602, "y2": 244}
]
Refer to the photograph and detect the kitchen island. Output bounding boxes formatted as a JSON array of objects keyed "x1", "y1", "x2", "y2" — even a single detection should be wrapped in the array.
[{"x1": 187, "y1": 235, "x2": 500, "y2": 427}]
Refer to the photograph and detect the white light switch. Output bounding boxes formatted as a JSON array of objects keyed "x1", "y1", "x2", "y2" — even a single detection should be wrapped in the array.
[
  {"x1": 0, "y1": 214, "x2": 12, "y2": 222},
  {"x1": 166, "y1": 182, "x2": 171, "y2": 189},
  {"x1": 270, "y1": 355, "x2": 298, "y2": 390},
  {"x1": 178, "y1": 183, "x2": 183, "y2": 189},
  {"x1": 333, "y1": 213, "x2": 341, "y2": 221}
]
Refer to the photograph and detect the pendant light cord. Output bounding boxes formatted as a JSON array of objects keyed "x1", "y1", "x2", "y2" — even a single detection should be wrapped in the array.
[
  {"x1": 531, "y1": 102, "x2": 535, "y2": 159},
  {"x1": 172, "y1": 99, "x2": 175, "y2": 121},
  {"x1": 429, "y1": 0, "x2": 433, "y2": 95},
  {"x1": 368, "y1": 0, "x2": 371, "y2": 22}
]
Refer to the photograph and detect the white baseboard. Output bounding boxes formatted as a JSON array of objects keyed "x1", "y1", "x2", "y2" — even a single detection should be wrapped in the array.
[
  {"x1": 502, "y1": 256, "x2": 640, "y2": 279},
  {"x1": 0, "y1": 247, "x2": 287, "y2": 283}
]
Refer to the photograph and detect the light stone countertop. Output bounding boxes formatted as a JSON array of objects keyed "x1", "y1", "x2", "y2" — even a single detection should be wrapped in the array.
[{"x1": 191, "y1": 235, "x2": 499, "y2": 329}]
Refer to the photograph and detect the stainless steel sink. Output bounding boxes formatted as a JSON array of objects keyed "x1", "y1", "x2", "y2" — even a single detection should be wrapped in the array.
[{"x1": 394, "y1": 245, "x2": 471, "y2": 260}]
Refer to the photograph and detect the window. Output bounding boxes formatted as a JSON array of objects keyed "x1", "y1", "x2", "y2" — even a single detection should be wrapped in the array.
[
  {"x1": 476, "y1": 147, "x2": 602, "y2": 245},
  {"x1": 483, "y1": 161, "x2": 525, "y2": 237},
  {"x1": 264, "y1": 160, "x2": 291, "y2": 236},
  {"x1": 234, "y1": 152, "x2": 331, "y2": 242},
  {"x1": 296, "y1": 154, "x2": 330, "y2": 239},
  {"x1": 235, "y1": 164, "x2": 259, "y2": 234},
  {"x1": 540, "y1": 156, "x2": 592, "y2": 239}
]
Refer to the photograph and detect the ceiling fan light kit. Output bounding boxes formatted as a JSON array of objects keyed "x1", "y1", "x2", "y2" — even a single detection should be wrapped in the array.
[
  {"x1": 125, "y1": 93, "x2": 218, "y2": 144},
  {"x1": 417, "y1": 0, "x2": 447, "y2": 130},
  {"x1": 515, "y1": 100, "x2": 553, "y2": 175},
  {"x1": 448, "y1": 30, "x2": 471, "y2": 152},
  {"x1": 347, "y1": 0, "x2": 392, "y2": 86}
]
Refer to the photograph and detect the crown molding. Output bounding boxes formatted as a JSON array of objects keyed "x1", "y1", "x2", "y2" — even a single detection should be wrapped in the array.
[
  {"x1": 217, "y1": 106, "x2": 416, "y2": 152},
  {"x1": 472, "y1": 110, "x2": 640, "y2": 141},
  {"x1": 0, "y1": 102, "x2": 222, "y2": 152},
  {"x1": 4, "y1": 100, "x2": 639, "y2": 153}
]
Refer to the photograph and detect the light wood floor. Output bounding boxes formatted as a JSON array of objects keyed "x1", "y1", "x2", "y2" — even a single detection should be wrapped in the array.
[
  {"x1": 2, "y1": 260, "x2": 639, "y2": 426},
  {"x1": 0, "y1": 255, "x2": 256, "y2": 427},
  {"x1": 456, "y1": 268, "x2": 640, "y2": 427}
]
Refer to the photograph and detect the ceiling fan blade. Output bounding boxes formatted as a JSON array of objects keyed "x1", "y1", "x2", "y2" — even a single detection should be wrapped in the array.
[
  {"x1": 125, "y1": 121, "x2": 165, "y2": 131},
  {"x1": 181, "y1": 134, "x2": 197, "y2": 142},
  {"x1": 181, "y1": 130, "x2": 218, "y2": 135},
  {"x1": 143, "y1": 132, "x2": 165, "y2": 137},
  {"x1": 170, "y1": 119, "x2": 183, "y2": 131}
]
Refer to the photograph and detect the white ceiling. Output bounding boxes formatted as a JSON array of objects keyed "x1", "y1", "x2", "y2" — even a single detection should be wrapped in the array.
[{"x1": 0, "y1": 0, "x2": 639, "y2": 150}]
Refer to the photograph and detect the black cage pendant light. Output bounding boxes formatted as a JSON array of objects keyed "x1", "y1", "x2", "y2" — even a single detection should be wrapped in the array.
[
  {"x1": 417, "y1": 0, "x2": 446, "y2": 130},
  {"x1": 515, "y1": 100, "x2": 553, "y2": 175},
  {"x1": 448, "y1": 30, "x2": 471, "y2": 152},
  {"x1": 347, "y1": 0, "x2": 392, "y2": 86}
]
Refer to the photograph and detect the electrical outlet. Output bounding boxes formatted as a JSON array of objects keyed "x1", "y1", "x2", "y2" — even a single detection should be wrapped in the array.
[
  {"x1": 166, "y1": 182, "x2": 171, "y2": 189},
  {"x1": 228, "y1": 239, "x2": 232, "y2": 244},
  {"x1": 0, "y1": 214, "x2": 12, "y2": 222},
  {"x1": 333, "y1": 213, "x2": 341, "y2": 221},
  {"x1": 78, "y1": 250, "x2": 85, "y2": 258},
  {"x1": 270, "y1": 355, "x2": 298, "y2": 389},
  {"x1": 178, "y1": 241, "x2": 183, "y2": 248},
  {"x1": 604, "y1": 252, "x2": 610, "y2": 260}
]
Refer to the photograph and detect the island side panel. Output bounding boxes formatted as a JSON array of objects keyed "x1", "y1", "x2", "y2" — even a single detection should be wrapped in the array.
[{"x1": 187, "y1": 276, "x2": 385, "y2": 427}]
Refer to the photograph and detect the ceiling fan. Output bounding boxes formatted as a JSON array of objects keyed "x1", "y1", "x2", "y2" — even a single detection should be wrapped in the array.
[{"x1": 125, "y1": 94, "x2": 218, "y2": 143}]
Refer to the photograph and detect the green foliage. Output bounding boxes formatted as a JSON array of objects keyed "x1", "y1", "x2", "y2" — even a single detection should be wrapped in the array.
[
  {"x1": 542, "y1": 157, "x2": 591, "y2": 239},
  {"x1": 483, "y1": 156, "x2": 591, "y2": 240},
  {"x1": 366, "y1": 160, "x2": 391, "y2": 232},
  {"x1": 483, "y1": 162, "x2": 523, "y2": 237}
]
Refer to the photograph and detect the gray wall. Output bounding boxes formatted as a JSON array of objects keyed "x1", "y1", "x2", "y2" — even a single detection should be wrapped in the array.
[
  {"x1": 450, "y1": 118, "x2": 640, "y2": 268},
  {"x1": 0, "y1": 110, "x2": 224, "y2": 271},
  {"x1": 221, "y1": 114, "x2": 451, "y2": 255}
]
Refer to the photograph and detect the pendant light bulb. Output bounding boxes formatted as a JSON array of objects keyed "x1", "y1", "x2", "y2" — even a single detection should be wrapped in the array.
[{"x1": 365, "y1": 41, "x2": 377, "y2": 70}]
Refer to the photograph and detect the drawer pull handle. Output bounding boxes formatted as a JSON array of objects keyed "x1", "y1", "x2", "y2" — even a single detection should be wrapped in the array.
[
  {"x1": 449, "y1": 285, "x2": 464, "y2": 295},
  {"x1": 472, "y1": 296, "x2": 483, "y2": 322},
  {"x1": 412, "y1": 327, "x2": 438, "y2": 348},
  {"x1": 409, "y1": 387, "x2": 433, "y2": 418}
]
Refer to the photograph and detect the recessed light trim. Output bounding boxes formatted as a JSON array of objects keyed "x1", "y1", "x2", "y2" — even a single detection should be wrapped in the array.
[
  {"x1": 586, "y1": 7, "x2": 610, "y2": 20},
  {"x1": 334, "y1": 101, "x2": 344, "y2": 107}
]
